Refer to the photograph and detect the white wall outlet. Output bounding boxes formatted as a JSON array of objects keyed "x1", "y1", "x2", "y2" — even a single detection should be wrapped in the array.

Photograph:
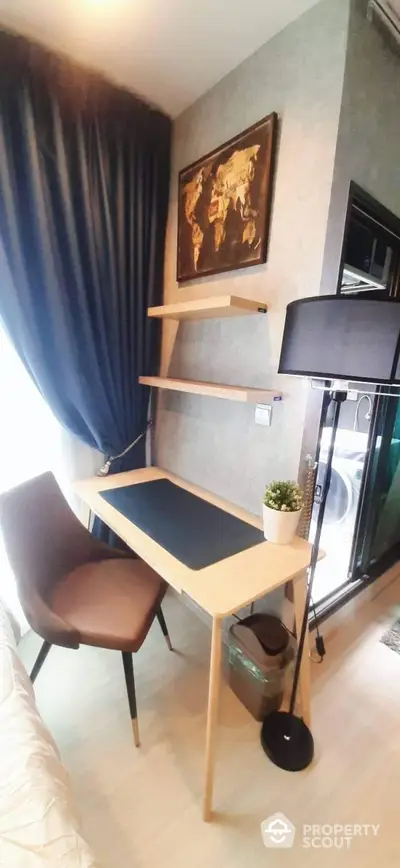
[{"x1": 255, "y1": 403, "x2": 272, "y2": 426}]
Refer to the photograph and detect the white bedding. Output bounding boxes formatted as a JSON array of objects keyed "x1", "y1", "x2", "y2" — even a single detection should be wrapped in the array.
[{"x1": 0, "y1": 605, "x2": 99, "y2": 867}]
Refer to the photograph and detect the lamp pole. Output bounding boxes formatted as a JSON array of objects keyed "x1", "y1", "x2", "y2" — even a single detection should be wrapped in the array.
[
  {"x1": 289, "y1": 390, "x2": 347, "y2": 715},
  {"x1": 261, "y1": 389, "x2": 347, "y2": 771}
]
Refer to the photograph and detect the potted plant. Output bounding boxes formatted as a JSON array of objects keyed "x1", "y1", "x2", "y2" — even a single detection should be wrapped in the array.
[{"x1": 262, "y1": 480, "x2": 303, "y2": 544}]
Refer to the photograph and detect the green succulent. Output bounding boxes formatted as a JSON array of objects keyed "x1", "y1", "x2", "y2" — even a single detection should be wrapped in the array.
[{"x1": 263, "y1": 480, "x2": 303, "y2": 513}]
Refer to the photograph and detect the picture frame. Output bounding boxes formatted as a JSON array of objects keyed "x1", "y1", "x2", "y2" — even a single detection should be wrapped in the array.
[{"x1": 177, "y1": 112, "x2": 278, "y2": 283}]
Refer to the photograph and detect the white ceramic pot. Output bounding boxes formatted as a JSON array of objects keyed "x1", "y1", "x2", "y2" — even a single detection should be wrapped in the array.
[{"x1": 262, "y1": 503, "x2": 301, "y2": 544}]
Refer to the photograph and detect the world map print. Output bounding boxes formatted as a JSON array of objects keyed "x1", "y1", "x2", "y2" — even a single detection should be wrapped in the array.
[{"x1": 177, "y1": 114, "x2": 277, "y2": 282}]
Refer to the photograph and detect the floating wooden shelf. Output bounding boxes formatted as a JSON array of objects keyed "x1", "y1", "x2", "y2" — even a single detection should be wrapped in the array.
[
  {"x1": 139, "y1": 376, "x2": 281, "y2": 404},
  {"x1": 147, "y1": 295, "x2": 268, "y2": 321}
]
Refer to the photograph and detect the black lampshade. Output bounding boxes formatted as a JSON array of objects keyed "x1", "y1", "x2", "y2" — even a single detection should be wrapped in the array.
[{"x1": 279, "y1": 295, "x2": 400, "y2": 386}]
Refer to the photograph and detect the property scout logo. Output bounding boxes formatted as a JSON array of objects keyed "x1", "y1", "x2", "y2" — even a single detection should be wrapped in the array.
[{"x1": 261, "y1": 813, "x2": 380, "y2": 849}]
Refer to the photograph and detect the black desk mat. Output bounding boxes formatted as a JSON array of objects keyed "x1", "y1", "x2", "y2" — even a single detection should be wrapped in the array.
[{"x1": 100, "y1": 478, "x2": 264, "y2": 570}]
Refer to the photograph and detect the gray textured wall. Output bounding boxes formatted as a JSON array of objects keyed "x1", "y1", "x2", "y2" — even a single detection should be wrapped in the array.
[
  {"x1": 321, "y1": 0, "x2": 400, "y2": 295},
  {"x1": 156, "y1": 0, "x2": 349, "y2": 530},
  {"x1": 306, "y1": 0, "x2": 400, "y2": 482}
]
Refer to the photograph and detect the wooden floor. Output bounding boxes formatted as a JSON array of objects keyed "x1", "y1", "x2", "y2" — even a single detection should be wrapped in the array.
[{"x1": 19, "y1": 569, "x2": 400, "y2": 868}]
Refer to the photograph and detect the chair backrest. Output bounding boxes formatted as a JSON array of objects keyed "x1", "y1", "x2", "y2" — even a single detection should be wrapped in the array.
[{"x1": 0, "y1": 471, "x2": 102, "y2": 601}]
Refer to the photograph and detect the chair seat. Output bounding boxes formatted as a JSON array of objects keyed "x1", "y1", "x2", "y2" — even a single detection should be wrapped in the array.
[{"x1": 50, "y1": 559, "x2": 166, "y2": 652}]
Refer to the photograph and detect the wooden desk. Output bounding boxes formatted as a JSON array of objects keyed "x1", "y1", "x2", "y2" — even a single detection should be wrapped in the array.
[{"x1": 74, "y1": 466, "x2": 313, "y2": 821}]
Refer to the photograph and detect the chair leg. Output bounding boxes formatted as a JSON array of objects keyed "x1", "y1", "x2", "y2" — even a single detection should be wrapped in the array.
[
  {"x1": 122, "y1": 652, "x2": 140, "y2": 747},
  {"x1": 156, "y1": 607, "x2": 173, "y2": 651},
  {"x1": 30, "y1": 640, "x2": 52, "y2": 684}
]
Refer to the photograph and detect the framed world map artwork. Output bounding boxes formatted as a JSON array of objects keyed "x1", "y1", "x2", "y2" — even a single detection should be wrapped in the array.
[{"x1": 177, "y1": 113, "x2": 278, "y2": 282}]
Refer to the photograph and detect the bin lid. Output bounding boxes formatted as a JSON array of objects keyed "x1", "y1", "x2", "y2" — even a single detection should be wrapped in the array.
[{"x1": 230, "y1": 614, "x2": 289, "y2": 665}]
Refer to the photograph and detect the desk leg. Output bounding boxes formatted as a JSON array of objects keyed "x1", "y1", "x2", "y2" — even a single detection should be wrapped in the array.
[
  {"x1": 293, "y1": 573, "x2": 311, "y2": 728},
  {"x1": 203, "y1": 616, "x2": 222, "y2": 822}
]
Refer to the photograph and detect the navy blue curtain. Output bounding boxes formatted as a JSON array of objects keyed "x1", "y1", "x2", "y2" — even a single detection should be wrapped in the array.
[{"x1": 0, "y1": 30, "x2": 171, "y2": 539}]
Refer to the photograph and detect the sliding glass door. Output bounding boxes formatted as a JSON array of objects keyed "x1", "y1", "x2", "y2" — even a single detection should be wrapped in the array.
[
  {"x1": 311, "y1": 390, "x2": 373, "y2": 605},
  {"x1": 349, "y1": 390, "x2": 400, "y2": 579},
  {"x1": 312, "y1": 184, "x2": 400, "y2": 613}
]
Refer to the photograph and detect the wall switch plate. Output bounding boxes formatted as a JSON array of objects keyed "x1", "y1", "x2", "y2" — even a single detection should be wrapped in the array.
[{"x1": 255, "y1": 403, "x2": 272, "y2": 426}]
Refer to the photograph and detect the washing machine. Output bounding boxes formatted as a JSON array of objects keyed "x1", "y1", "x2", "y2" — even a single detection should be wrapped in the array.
[
  {"x1": 311, "y1": 428, "x2": 369, "y2": 600},
  {"x1": 314, "y1": 428, "x2": 368, "y2": 528}
]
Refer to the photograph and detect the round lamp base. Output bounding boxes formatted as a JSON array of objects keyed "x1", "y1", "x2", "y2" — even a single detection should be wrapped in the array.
[{"x1": 260, "y1": 710, "x2": 314, "y2": 771}]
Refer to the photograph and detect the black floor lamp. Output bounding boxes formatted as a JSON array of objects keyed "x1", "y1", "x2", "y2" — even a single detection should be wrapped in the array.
[{"x1": 261, "y1": 294, "x2": 400, "y2": 772}]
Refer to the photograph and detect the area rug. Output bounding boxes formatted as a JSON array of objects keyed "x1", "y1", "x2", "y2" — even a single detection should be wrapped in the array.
[{"x1": 380, "y1": 618, "x2": 400, "y2": 654}]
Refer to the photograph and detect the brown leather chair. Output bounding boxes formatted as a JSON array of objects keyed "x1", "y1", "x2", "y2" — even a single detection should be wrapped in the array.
[{"x1": 0, "y1": 471, "x2": 172, "y2": 747}]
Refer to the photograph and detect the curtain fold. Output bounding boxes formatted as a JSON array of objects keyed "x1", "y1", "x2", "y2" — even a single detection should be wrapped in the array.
[{"x1": 0, "y1": 29, "x2": 170, "y2": 482}]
